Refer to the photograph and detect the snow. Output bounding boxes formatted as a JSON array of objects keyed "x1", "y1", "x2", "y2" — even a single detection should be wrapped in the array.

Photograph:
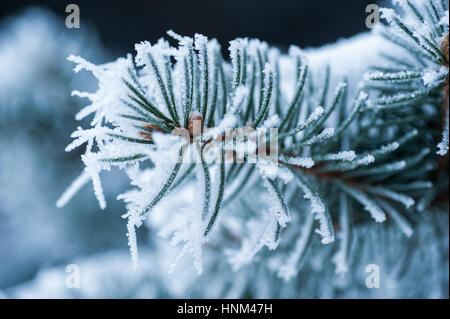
[
  {"x1": 296, "y1": 32, "x2": 399, "y2": 109},
  {"x1": 126, "y1": 210, "x2": 141, "y2": 269},
  {"x1": 202, "y1": 86, "x2": 248, "y2": 140},
  {"x1": 184, "y1": 160, "x2": 207, "y2": 274},
  {"x1": 365, "y1": 186, "x2": 415, "y2": 209},
  {"x1": 354, "y1": 155, "x2": 375, "y2": 167},
  {"x1": 380, "y1": 8, "x2": 396, "y2": 24},
  {"x1": 437, "y1": 107, "x2": 449, "y2": 156},
  {"x1": 422, "y1": 66, "x2": 449, "y2": 86},
  {"x1": 375, "y1": 142, "x2": 400, "y2": 155},
  {"x1": 228, "y1": 38, "x2": 248, "y2": 89},
  {"x1": 306, "y1": 106, "x2": 325, "y2": 125},
  {"x1": 261, "y1": 63, "x2": 273, "y2": 105},
  {"x1": 284, "y1": 156, "x2": 315, "y2": 168},
  {"x1": 332, "y1": 193, "x2": 350, "y2": 275},
  {"x1": 338, "y1": 182, "x2": 386, "y2": 223},
  {"x1": 293, "y1": 174, "x2": 335, "y2": 244},
  {"x1": 277, "y1": 213, "x2": 313, "y2": 281},
  {"x1": 82, "y1": 153, "x2": 107, "y2": 209},
  {"x1": 302, "y1": 127, "x2": 334, "y2": 145},
  {"x1": 321, "y1": 151, "x2": 356, "y2": 162},
  {"x1": 56, "y1": 171, "x2": 90, "y2": 208},
  {"x1": 263, "y1": 178, "x2": 290, "y2": 227},
  {"x1": 377, "y1": 200, "x2": 413, "y2": 238},
  {"x1": 226, "y1": 211, "x2": 281, "y2": 271},
  {"x1": 6, "y1": 209, "x2": 448, "y2": 298},
  {"x1": 440, "y1": 10, "x2": 449, "y2": 27},
  {"x1": 368, "y1": 70, "x2": 422, "y2": 83}
]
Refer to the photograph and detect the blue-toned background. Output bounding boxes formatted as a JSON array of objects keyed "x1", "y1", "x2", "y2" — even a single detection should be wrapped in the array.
[{"x1": 0, "y1": 0, "x2": 447, "y2": 298}]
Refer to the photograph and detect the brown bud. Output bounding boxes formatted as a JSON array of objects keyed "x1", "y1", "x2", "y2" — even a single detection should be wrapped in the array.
[
  {"x1": 139, "y1": 123, "x2": 168, "y2": 141},
  {"x1": 188, "y1": 112, "x2": 203, "y2": 137},
  {"x1": 139, "y1": 131, "x2": 152, "y2": 140},
  {"x1": 143, "y1": 123, "x2": 166, "y2": 133},
  {"x1": 442, "y1": 34, "x2": 449, "y2": 67}
]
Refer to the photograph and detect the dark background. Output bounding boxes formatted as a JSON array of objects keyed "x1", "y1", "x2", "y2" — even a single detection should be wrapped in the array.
[{"x1": 0, "y1": 0, "x2": 376, "y2": 56}]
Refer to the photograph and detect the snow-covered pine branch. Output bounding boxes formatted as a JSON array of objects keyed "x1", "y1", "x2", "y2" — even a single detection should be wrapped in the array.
[{"x1": 58, "y1": 0, "x2": 448, "y2": 277}]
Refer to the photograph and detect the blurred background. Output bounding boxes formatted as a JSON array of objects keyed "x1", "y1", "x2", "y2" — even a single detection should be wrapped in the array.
[
  {"x1": 0, "y1": 0, "x2": 447, "y2": 298},
  {"x1": 0, "y1": 0, "x2": 376, "y2": 56}
]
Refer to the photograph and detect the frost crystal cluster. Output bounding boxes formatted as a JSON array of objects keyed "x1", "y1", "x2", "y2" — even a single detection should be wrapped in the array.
[{"x1": 59, "y1": 0, "x2": 449, "y2": 278}]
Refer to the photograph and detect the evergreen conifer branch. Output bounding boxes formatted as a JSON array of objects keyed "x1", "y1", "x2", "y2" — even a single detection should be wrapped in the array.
[{"x1": 58, "y1": 0, "x2": 449, "y2": 276}]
